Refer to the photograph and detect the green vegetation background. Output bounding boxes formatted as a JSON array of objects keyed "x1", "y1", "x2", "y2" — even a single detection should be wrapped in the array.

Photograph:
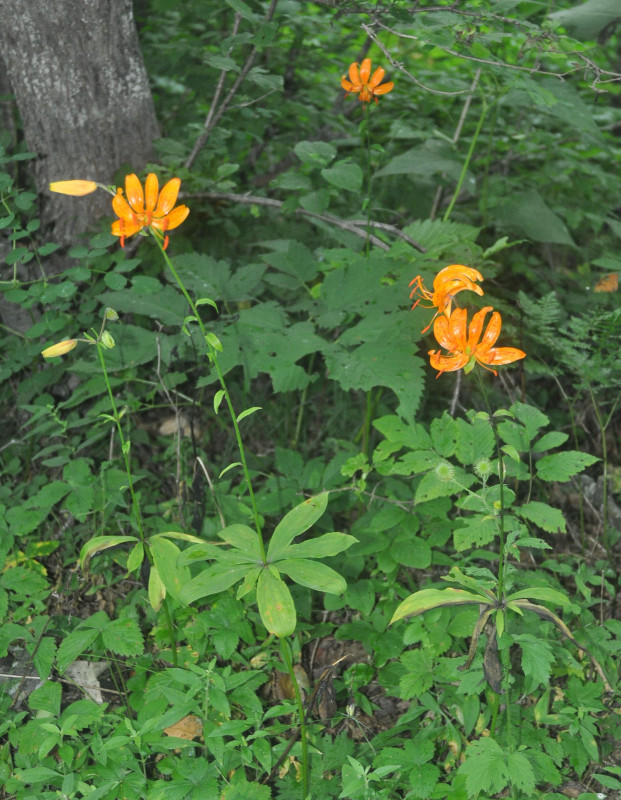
[{"x1": 1, "y1": 1, "x2": 621, "y2": 799}]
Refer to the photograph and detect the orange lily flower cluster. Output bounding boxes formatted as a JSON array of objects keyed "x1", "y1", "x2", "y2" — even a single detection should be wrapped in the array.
[
  {"x1": 411, "y1": 265, "x2": 526, "y2": 377},
  {"x1": 50, "y1": 173, "x2": 189, "y2": 250},
  {"x1": 341, "y1": 58, "x2": 394, "y2": 104}
]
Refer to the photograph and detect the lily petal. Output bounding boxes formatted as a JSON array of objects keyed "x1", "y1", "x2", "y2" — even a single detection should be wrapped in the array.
[
  {"x1": 359, "y1": 58, "x2": 371, "y2": 84},
  {"x1": 125, "y1": 174, "x2": 145, "y2": 213},
  {"x1": 112, "y1": 190, "x2": 136, "y2": 222},
  {"x1": 368, "y1": 66, "x2": 386, "y2": 89},
  {"x1": 373, "y1": 82, "x2": 394, "y2": 95},
  {"x1": 348, "y1": 62, "x2": 361, "y2": 86},
  {"x1": 151, "y1": 204, "x2": 190, "y2": 232},
  {"x1": 144, "y1": 173, "x2": 159, "y2": 215},
  {"x1": 154, "y1": 178, "x2": 181, "y2": 217}
]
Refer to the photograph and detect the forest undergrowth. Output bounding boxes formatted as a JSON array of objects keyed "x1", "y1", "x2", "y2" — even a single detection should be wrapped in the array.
[{"x1": 1, "y1": 2, "x2": 621, "y2": 799}]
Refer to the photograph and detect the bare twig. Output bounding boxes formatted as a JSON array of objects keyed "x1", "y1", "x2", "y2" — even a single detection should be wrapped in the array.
[
  {"x1": 195, "y1": 190, "x2": 426, "y2": 252},
  {"x1": 185, "y1": 0, "x2": 279, "y2": 169},
  {"x1": 362, "y1": 24, "x2": 472, "y2": 97},
  {"x1": 371, "y1": 19, "x2": 621, "y2": 90}
]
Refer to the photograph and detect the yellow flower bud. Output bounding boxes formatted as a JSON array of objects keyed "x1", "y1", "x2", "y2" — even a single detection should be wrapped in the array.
[
  {"x1": 49, "y1": 180, "x2": 98, "y2": 196},
  {"x1": 41, "y1": 339, "x2": 77, "y2": 358}
]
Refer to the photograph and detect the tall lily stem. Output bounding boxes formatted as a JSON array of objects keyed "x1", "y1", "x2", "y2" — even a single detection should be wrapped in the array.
[
  {"x1": 155, "y1": 237, "x2": 265, "y2": 559},
  {"x1": 96, "y1": 341, "x2": 178, "y2": 666},
  {"x1": 476, "y1": 370, "x2": 512, "y2": 751},
  {"x1": 443, "y1": 96, "x2": 487, "y2": 223},
  {"x1": 279, "y1": 638, "x2": 309, "y2": 799}
]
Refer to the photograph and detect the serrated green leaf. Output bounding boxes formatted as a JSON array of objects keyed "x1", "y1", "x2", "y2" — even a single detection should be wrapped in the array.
[
  {"x1": 532, "y1": 431, "x2": 569, "y2": 452},
  {"x1": 458, "y1": 738, "x2": 509, "y2": 796},
  {"x1": 321, "y1": 160, "x2": 363, "y2": 192},
  {"x1": 399, "y1": 649, "x2": 434, "y2": 699},
  {"x1": 536, "y1": 451, "x2": 599, "y2": 481},
  {"x1": 31, "y1": 637, "x2": 57, "y2": 681},
  {"x1": 517, "y1": 501, "x2": 566, "y2": 533},
  {"x1": 56, "y1": 628, "x2": 100, "y2": 674},
  {"x1": 102, "y1": 618, "x2": 144, "y2": 657},
  {"x1": 514, "y1": 633, "x2": 554, "y2": 689}
]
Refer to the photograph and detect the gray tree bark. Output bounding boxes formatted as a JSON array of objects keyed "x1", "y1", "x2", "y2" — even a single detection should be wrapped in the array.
[{"x1": 0, "y1": 0, "x2": 160, "y2": 245}]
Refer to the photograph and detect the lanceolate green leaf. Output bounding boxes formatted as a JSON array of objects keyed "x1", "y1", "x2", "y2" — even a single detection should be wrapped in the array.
[
  {"x1": 391, "y1": 588, "x2": 488, "y2": 625},
  {"x1": 179, "y1": 563, "x2": 251, "y2": 605},
  {"x1": 149, "y1": 537, "x2": 191, "y2": 604},
  {"x1": 282, "y1": 532, "x2": 356, "y2": 559},
  {"x1": 506, "y1": 587, "x2": 572, "y2": 608},
  {"x1": 277, "y1": 558, "x2": 346, "y2": 595},
  {"x1": 257, "y1": 566, "x2": 296, "y2": 637},
  {"x1": 79, "y1": 535, "x2": 138, "y2": 572},
  {"x1": 218, "y1": 524, "x2": 263, "y2": 560},
  {"x1": 267, "y1": 493, "x2": 329, "y2": 560}
]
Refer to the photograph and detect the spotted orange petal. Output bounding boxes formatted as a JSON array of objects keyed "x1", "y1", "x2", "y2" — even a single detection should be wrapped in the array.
[
  {"x1": 112, "y1": 190, "x2": 136, "y2": 222},
  {"x1": 125, "y1": 174, "x2": 145, "y2": 213},
  {"x1": 151, "y1": 204, "x2": 190, "y2": 232}
]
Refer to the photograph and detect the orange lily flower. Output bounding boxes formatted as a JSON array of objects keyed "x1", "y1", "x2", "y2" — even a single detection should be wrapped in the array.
[
  {"x1": 111, "y1": 173, "x2": 189, "y2": 249},
  {"x1": 341, "y1": 58, "x2": 394, "y2": 104},
  {"x1": 429, "y1": 306, "x2": 526, "y2": 377},
  {"x1": 410, "y1": 264, "x2": 484, "y2": 333}
]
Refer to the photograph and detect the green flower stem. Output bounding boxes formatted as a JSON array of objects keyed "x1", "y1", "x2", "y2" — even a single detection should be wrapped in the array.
[
  {"x1": 96, "y1": 343, "x2": 145, "y2": 541},
  {"x1": 97, "y1": 342, "x2": 178, "y2": 665},
  {"x1": 477, "y1": 371, "x2": 506, "y2": 599},
  {"x1": 363, "y1": 103, "x2": 372, "y2": 258},
  {"x1": 443, "y1": 97, "x2": 487, "y2": 223},
  {"x1": 156, "y1": 237, "x2": 265, "y2": 558},
  {"x1": 279, "y1": 637, "x2": 309, "y2": 800}
]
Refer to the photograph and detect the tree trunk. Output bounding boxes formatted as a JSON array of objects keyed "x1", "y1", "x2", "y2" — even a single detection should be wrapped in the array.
[{"x1": 0, "y1": 0, "x2": 160, "y2": 245}]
